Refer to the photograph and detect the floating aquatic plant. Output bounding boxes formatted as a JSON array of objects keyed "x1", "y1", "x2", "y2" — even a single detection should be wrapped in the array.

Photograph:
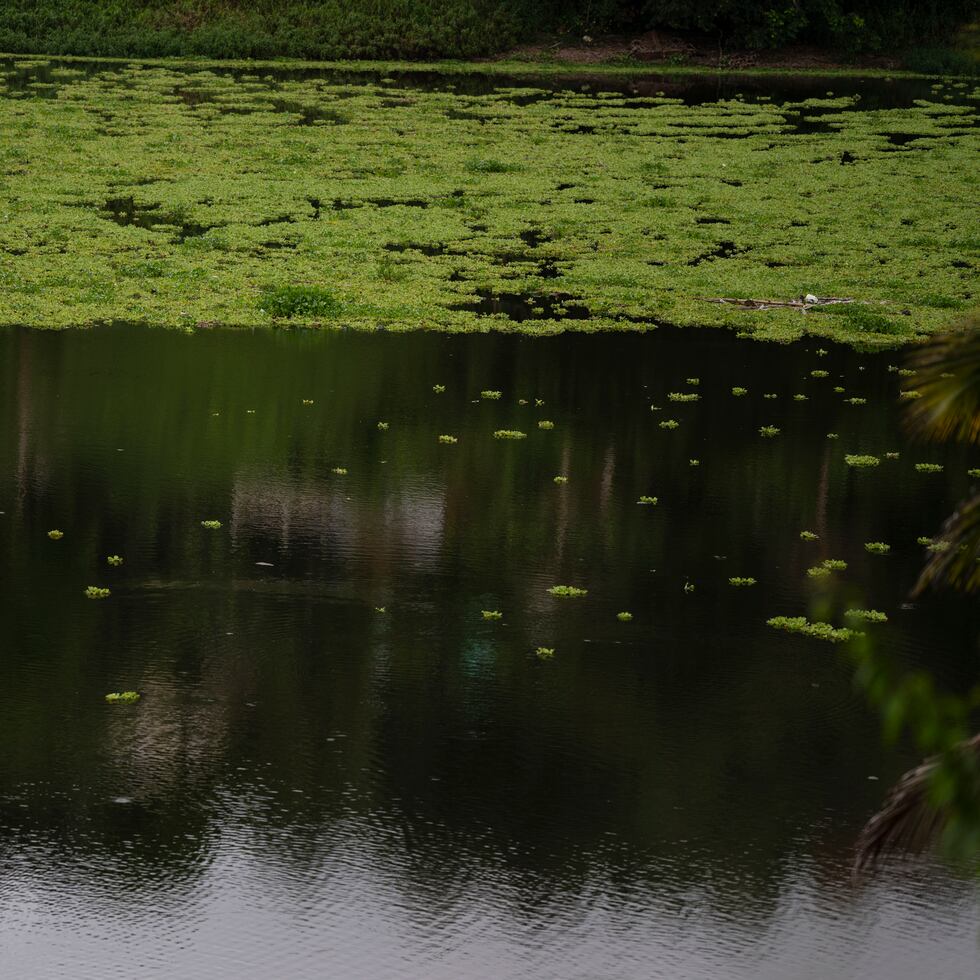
[
  {"x1": 535, "y1": 647, "x2": 555, "y2": 660},
  {"x1": 548, "y1": 585, "x2": 587, "y2": 598},
  {"x1": 535, "y1": 399, "x2": 545, "y2": 407},
  {"x1": 759, "y1": 425, "x2": 780, "y2": 437},
  {"x1": 493, "y1": 429, "x2": 527, "y2": 440},
  {"x1": 84, "y1": 586, "x2": 110, "y2": 599},
  {"x1": 807, "y1": 566, "x2": 832, "y2": 578},
  {"x1": 47, "y1": 530, "x2": 63, "y2": 540},
  {"x1": 793, "y1": 394, "x2": 808, "y2": 401},
  {"x1": 659, "y1": 419, "x2": 679, "y2": 430},
  {"x1": 827, "y1": 432, "x2": 839, "y2": 440},
  {"x1": 810, "y1": 370, "x2": 829, "y2": 378},
  {"x1": 200, "y1": 520, "x2": 222, "y2": 529},
  {"x1": 914, "y1": 462, "x2": 943, "y2": 473},
  {"x1": 767, "y1": 616, "x2": 857, "y2": 643},
  {"x1": 844, "y1": 608, "x2": 888, "y2": 623},
  {"x1": 375, "y1": 606, "x2": 386, "y2": 614},
  {"x1": 518, "y1": 398, "x2": 528, "y2": 406},
  {"x1": 865, "y1": 542, "x2": 891, "y2": 554},
  {"x1": 833, "y1": 386, "x2": 846, "y2": 393},
  {"x1": 432, "y1": 384, "x2": 446, "y2": 394},
  {"x1": 637, "y1": 495, "x2": 658, "y2": 505},
  {"x1": 105, "y1": 691, "x2": 140, "y2": 703},
  {"x1": 686, "y1": 378, "x2": 700, "y2": 386},
  {"x1": 969, "y1": 468, "x2": 980, "y2": 479},
  {"x1": 331, "y1": 467, "x2": 348, "y2": 475},
  {"x1": 689, "y1": 459, "x2": 700, "y2": 467},
  {"x1": 537, "y1": 420, "x2": 555, "y2": 430},
  {"x1": 918, "y1": 536, "x2": 951, "y2": 553},
  {"x1": 683, "y1": 581, "x2": 695, "y2": 593},
  {"x1": 617, "y1": 611, "x2": 633, "y2": 622},
  {"x1": 884, "y1": 452, "x2": 900, "y2": 460},
  {"x1": 482, "y1": 610, "x2": 503, "y2": 620},
  {"x1": 845, "y1": 454, "x2": 880, "y2": 467},
  {"x1": 106, "y1": 555, "x2": 124, "y2": 566},
  {"x1": 377, "y1": 421, "x2": 389, "y2": 431},
  {"x1": 800, "y1": 530, "x2": 819, "y2": 541},
  {"x1": 845, "y1": 397, "x2": 867, "y2": 405},
  {"x1": 729, "y1": 577, "x2": 757, "y2": 586},
  {"x1": 481, "y1": 390, "x2": 502, "y2": 400},
  {"x1": 900, "y1": 390, "x2": 922, "y2": 400},
  {"x1": 896, "y1": 368, "x2": 916, "y2": 377},
  {"x1": 816, "y1": 349, "x2": 828, "y2": 356},
  {"x1": 553, "y1": 475, "x2": 568, "y2": 484},
  {"x1": 302, "y1": 399, "x2": 314, "y2": 405},
  {"x1": 438, "y1": 434, "x2": 458, "y2": 444},
  {"x1": 731, "y1": 387, "x2": 748, "y2": 397},
  {"x1": 822, "y1": 559, "x2": 847, "y2": 571},
  {"x1": 668, "y1": 392, "x2": 699, "y2": 402},
  {"x1": 763, "y1": 393, "x2": 778, "y2": 400}
]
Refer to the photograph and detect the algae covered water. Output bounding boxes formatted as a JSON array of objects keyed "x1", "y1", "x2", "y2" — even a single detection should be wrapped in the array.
[{"x1": 0, "y1": 324, "x2": 978, "y2": 978}]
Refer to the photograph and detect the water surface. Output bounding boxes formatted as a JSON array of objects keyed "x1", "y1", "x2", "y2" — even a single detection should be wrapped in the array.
[{"x1": 0, "y1": 325, "x2": 978, "y2": 978}]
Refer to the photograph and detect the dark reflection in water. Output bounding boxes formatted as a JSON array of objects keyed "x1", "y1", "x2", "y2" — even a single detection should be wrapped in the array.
[{"x1": 0, "y1": 325, "x2": 977, "y2": 979}]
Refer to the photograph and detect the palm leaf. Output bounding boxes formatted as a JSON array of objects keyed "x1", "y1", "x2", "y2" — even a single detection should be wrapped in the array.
[{"x1": 912, "y1": 491, "x2": 980, "y2": 595}]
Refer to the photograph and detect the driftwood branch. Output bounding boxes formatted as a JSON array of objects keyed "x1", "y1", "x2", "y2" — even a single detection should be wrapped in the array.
[{"x1": 700, "y1": 296, "x2": 855, "y2": 313}]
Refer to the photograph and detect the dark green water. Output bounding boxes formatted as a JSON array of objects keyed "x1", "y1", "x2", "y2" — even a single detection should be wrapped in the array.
[{"x1": 0, "y1": 324, "x2": 977, "y2": 979}]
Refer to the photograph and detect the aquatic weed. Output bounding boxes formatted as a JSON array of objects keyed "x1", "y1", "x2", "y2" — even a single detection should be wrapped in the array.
[
  {"x1": 731, "y1": 387, "x2": 748, "y2": 397},
  {"x1": 793, "y1": 394, "x2": 808, "y2": 402},
  {"x1": 493, "y1": 429, "x2": 526, "y2": 440},
  {"x1": 553, "y1": 475, "x2": 568, "y2": 484},
  {"x1": 827, "y1": 432, "x2": 839, "y2": 440},
  {"x1": 763, "y1": 393, "x2": 778, "y2": 400},
  {"x1": 481, "y1": 390, "x2": 502, "y2": 400},
  {"x1": 537, "y1": 420, "x2": 555, "y2": 430},
  {"x1": 259, "y1": 284, "x2": 338, "y2": 319},
  {"x1": 482, "y1": 610, "x2": 503, "y2": 620},
  {"x1": 686, "y1": 378, "x2": 700, "y2": 386},
  {"x1": 683, "y1": 581, "x2": 695, "y2": 593},
  {"x1": 535, "y1": 646, "x2": 555, "y2": 660},
  {"x1": 729, "y1": 577, "x2": 757, "y2": 586},
  {"x1": 689, "y1": 459, "x2": 700, "y2": 467},
  {"x1": 844, "y1": 608, "x2": 888, "y2": 623},
  {"x1": 617, "y1": 611, "x2": 633, "y2": 622},
  {"x1": 884, "y1": 452, "x2": 900, "y2": 460},
  {"x1": 914, "y1": 462, "x2": 943, "y2": 473},
  {"x1": 105, "y1": 691, "x2": 140, "y2": 703},
  {"x1": 302, "y1": 399, "x2": 314, "y2": 405},
  {"x1": 800, "y1": 530, "x2": 819, "y2": 541},
  {"x1": 767, "y1": 616, "x2": 856, "y2": 643},
  {"x1": 548, "y1": 585, "x2": 587, "y2": 598},
  {"x1": 810, "y1": 370, "x2": 829, "y2": 379},
  {"x1": 845, "y1": 454, "x2": 880, "y2": 467},
  {"x1": 84, "y1": 586, "x2": 110, "y2": 599},
  {"x1": 807, "y1": 566, "x2": 832, "y2": 578},
  {"x1": 659, "y1": 419, "x2": 679, "y2": 430},
  {"x1": 432, "y1": 384, "x2": 446, "y2": 394},
  {"x1": 637, "y1": 495, "x2": 658, "y2": 505},
  {"x1": 438, "y1": 434, "x2": 458, "y2": 444},
  {"x1": 759, "y1": 425, "x2": 780, "y2": 438},
  {"x1": 969, "y1": 468, "x2": 980, "y2": 479},
  {"x1": 377, "y1": 421, "x2": 389, "y2": 431},
  {"x1": 822, "y1": 559, "x2": 847, "y2": 571},
  {"x1": 106, "y1": 555, "x2": 124, "y2": 566},
  {"x1": 845, "y1": 397, "x2": 867, "y2": 406},
  {"x1": 900, "y1": 390, "x2": 922, "y2": 401},
  {"x1": 200, "y1": 520, "x2": 222, "y2": 529},
  {"x1": 331, "y1": 467, "x2": 348, "y2": 475},
  {"x1": 668, "y1": 392, "x2": 699, "y2": 402},
  {"x1": 865, "y1": 542, "x2": 890, "y2": 554},
  {"x1": 47, "y1": 529, "x2": 64, "y2": 540}
]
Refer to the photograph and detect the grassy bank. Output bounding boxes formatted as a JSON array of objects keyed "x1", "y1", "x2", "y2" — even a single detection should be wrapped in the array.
[{"x1": 0, "y1": 59, "x2": 976, "y2": 343}]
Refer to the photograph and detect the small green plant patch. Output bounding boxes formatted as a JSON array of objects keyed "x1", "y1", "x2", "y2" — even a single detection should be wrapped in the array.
[
  {"x1": 864, "y1": 542, "x2": 890, "y2": 554},
  {"x1": 800, "y1": 530, "x2": 819, "y2": 541},
  {"x1": 481, "y1": 390, "x2": 502, "y2": 400},
  {"x1": 668, "y1": 392, "x2": 699, "y2": 402},
  {"x1": 845, "y1": 397, "x2": 868, "y2": 406},
  {"x1": 844, "y1": 608, "x2": 888, "y2": 623},
  {"x1": 432, "y1": 385, "x2": 446, "y2": 394},
  {"x1": 637, "y1": 495, "x2": 658, "y2": 505},
  {"x1": 659, "y1": 419, "x2": 679, "y2": 430},
  {"x1": 105, "y1": 691, "x2": 140, "y2": 703},
  {"x1": 731, "y1": 387, "x2": 748, "y2": 397},
  {"x1": 47, "y1": 529, "x2": 63, "y2": 540},
  {"x1": 822, "y1": 559, "x2": 847, "y2": 570},
  {"x1": 259, "y1": 285, "x2": 339, "y2": 319},
  {"x1": 493, "y1": 430, "x2": 526, "y2": 440},
  {"x1": 85, "y1": 586, "x2": 110, "y2": 599},
  {"x1": 377, "y1": 421, "x2": 389, "y2": 431},
  {"x1": 845, "y1": 454, "x2": 880, "y2": 467},
  {"x1": 807, "y1": 566, "x2": 832, "y2": 578},
  {"x1": 548, "y1": 585, "x2": 587, "y2": 598},
  {"x1": 729, "y1": 577, "x2": 757, "y2": 586},
  {"x1": 438, "y1": 434, "x2": 457, "y2": 444},
  {"x1": 759, "y1": 426, "x2": 780, "y2": 438},
  {"x1": 914, "y1": 463, "x2": 943, "y2": 473},
  {"x1": 969, "y1": 469, "x2": 980, "y2": 479},
  {"x1": 331, "y1": 467, "x2": 348, "y2": 475},
  {"x1": 810, "y1": 370, "x2": 829, "y2": 378},
  {"x1": 106, "y1": 555, "x2": 124, "y2": 566},
  {"x1": 200, "y1": 520, "x2": 222, "y2": 529},
  {"x1": 535, "y1": 647, "x2": 555, "y2": 660},
  {"x1": 482, "y1": 610, "x2": 503, "y2": 621},
  {"x1": 767, "y1": 616, "x2": 857, "y2": 643},
  {"x1": 617, "y1": 612, "x2": 633, "y2": 622},
  {"x1": 553, "y1": 475, "x2": 568, "y2": 484},
  {"x1": 537, "y1": 420, "x2": 555, "y2": 430}
]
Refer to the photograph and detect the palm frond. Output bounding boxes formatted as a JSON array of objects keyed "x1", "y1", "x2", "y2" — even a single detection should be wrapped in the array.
[
  {"x1": 903, "y1": 316, "x2": 980, "y2": 445},
  {"x1": 912, "y1": 491, "x2": 980, "y2": 595},
  {"x1": 855, "y1": 734, "x2": 980, "y2": 872}
]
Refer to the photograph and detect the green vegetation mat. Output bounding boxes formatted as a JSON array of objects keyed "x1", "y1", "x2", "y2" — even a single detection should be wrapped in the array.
[{"x1": 0, "y1": 60, "x2": 977, "y2": 342}]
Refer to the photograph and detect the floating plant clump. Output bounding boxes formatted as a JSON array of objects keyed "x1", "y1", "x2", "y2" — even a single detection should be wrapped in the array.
[
  {"x1": 659, "y1": 419, "x2": 679, "y2": 430},
  {"x1": 969, "y1": 469, "x2": 980, "y2": 479},
  {"x1": 845, "y1": 397, "x2": 867, "y2": 405},
  {"x1": 731, "y1": 387, "x2": 748, "y2": 397},
  {"x1": 432, "y1": 384, "x2": 446, "y2": 394},
  {"x1": 900, "y1": 390, "x2": 922, "y2": 400},
  {"x1": 438, "y1": 434, "x2": 457, "y2": 444},
  {"x1": 807, "y1": 566, "x2": 832, "y2": 579},
  {"x1": 884, "y1": 452, "x2": 900, "y2": 460},
  {"x1": 759, "y1": 425, "x2": 780, "y2": 437},
  {"x1": 729, "y1": 577, "x2": 757, "y2": 586},
  {"x1": 548, "y1": 585, "x2": 587, "y2": 598},
  {"x1": 668, "y1": 392, "x2": 699, "y2": 402},
  {"x1": 105, "y1": 691, "x2": 140, "y2": 703},
  {"x1": 844, "y1": 608, "x2": 888, "y2": 623},
  {"x1": 810, "y1": 370, "x2": 829, "y2": 378},
  {"x1": 767, "y1": 616, "x2": 857, "y2": 643},
  {"x1": 47, "y1": 530, "x2": 63, "y2": 540},
  {"x1": 106, "y1": 555, "x2": 123, "y2": 566},
  {"x1": 537, "y1": 420, "x2": 555, "y2": 430},
  {"x1": 834, "y1": 386, "x2": 846, "y2": 393},
  {"x1": 763, "y1": 393, "x2": 777, "y2": 400},
  {"x1": 689, "y1": 459, "x2": 700, "y2": 466},
  {"x1": 553, "y1": 475, "x2": 568, "y2": 484},
  {"x1": 800, "y1": 531, "x2": 819, "y2": 541},
  {"x1": 914, "y1": 463, "x2": 943, "y2": 473},
  {"x1": 918, "y1": 536, "x2": 951, "y2": 553},
  {"x1": 637, "y1": 495, "x2": 658, "y2": 505},
  {"x1": 865, "y1": 542, "x2": 890, "y2": 554},
  {"x1": 845, "y1": 454, "x2": 880, "y2": 467},
  {"x1": 793, "y1": 394, "x2": 808, "y2": 402},
  {"x1": 823, "y1": 559, "x2": 847, "y2": 571},
  {"x1": 302, "y1": 399, "x2": 314, "y2": 405},
  {"x1": 536, "y1": 647, "x2": 555, "y2": 660},
  {"x1": 200, "y1": 520, "x2": 222, "y2": 529},
  {"x1": 827, "y1": 433, "x2": 839, "y2": 440},
  {"x1": 493, "y1": 429, "x2": 526, "y2": 440},
  {"x1": 685, "y1": 378, "x2": 700, "y2": 386},
  {"x1": 481, "y1": 390, "x2": 502, "y2": 400},
  {"x1": 482, "y1": 610, "x2": 503, "y2": 620},
  {"x1": 84, "y1": 586, "x2": 110, "y2": 599},
  {"x1": 377, "y1": 421, "x2": 389, "y2": 431},
  {"x1": 617, "y1": 612, "x2": 633, "y2": 622}
]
